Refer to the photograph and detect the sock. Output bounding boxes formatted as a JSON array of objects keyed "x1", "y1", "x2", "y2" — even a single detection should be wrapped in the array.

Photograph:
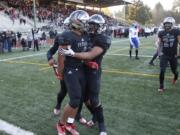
[
  {"x1": 86, "y1": 104, "x2": 97, "y2": 122},
  {"x1": 67, "y1": 117, "x2": 75, "y2": 125},
  {"x1": 129, "y1": 50, "x2": 132, "y2": 58},
  {"x1": 174, "y1": 72, "x2": 179, "y2": 80},
  {"x1": 94, "y1": 105, "x2": 106, "y2": 132},
  {"x1": 135, "y1": 49, "x2": 138, "y2": 58}
]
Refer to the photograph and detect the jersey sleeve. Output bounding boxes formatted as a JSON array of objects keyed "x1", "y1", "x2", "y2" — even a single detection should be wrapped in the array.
[
  {"x1": 94, "y1": 34, "x2": 111, "y2": 52},
  {"x1": 158, "y1": 31, "x2": 163, "y2": 39},
  {"x1": 46, "y1": 32, "x2": 70, "y2": 61},
  {"x1": 47, "y1": 35, "x2": 60, "y2": 61},
  {"x1": 176, "y1": 29, "x2": 180, "y2": 36}
]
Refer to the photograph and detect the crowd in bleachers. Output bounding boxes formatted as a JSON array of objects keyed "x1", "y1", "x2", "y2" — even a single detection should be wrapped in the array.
[
  {"x1": 0, "y1": 28, "x2": 57, "y2": 53},
  {"x1": 0, "y1": 0, "x2": 119, "y2": 27}
]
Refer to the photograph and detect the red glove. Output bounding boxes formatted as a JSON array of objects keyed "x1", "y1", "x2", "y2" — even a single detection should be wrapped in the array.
[
  {"x1": 85, "y1": 61, "x2": 99, "y2": 70},
  {"x1": 52, "y1": 64, "x2": 63, "y2": 80}
]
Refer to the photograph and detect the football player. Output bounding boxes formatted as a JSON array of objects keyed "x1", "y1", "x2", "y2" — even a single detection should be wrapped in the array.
[
  {"x1": 59, "y1": 14, "x2": 111, "y2": 135},
  {"x1": 158, "y1": 17, "x2": 180, "y2": 92},
  {"x1": 129, "y1": 23, "x2": 140, "y2": 59},
  {"x1": 56, "y1": 10, "x2": 90, "y2": 135},
  {"x1": 149, "y1": 25, "x2": 164, "y2": 66}
]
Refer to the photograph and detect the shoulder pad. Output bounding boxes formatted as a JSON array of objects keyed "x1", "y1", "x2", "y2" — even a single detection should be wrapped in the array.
[
  {"x1": 95, "y1": 34, "x2": 111, "y2": 50},
  {"x1": 55, "y1": 32, "x2": 70, "y2": 46}
]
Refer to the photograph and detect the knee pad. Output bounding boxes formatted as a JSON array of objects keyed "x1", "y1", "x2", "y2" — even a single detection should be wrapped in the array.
[{"x1": 69, "y1": 98, "x2": 81, "y2": 109}]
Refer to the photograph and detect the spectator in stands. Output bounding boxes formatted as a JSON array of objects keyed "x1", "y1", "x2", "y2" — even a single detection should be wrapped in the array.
[
  {"x1": 21, "y1": 38, "x2": 27, "y2": 51},
  {"x1": 0, "y1": 32, "x2": 4, "y2": 53},
  {"x1": 17, "y1": 32, "x2": 21, "y2": 41},
  {"x1": 41, "y1": 32, "x2": 46, "y2": 48},
  {"x1": 27, "y1": 31, "x2": 32, "y2": 50},
  {"x1": 6, "y1": 31, "x2": 12, "y2": 52},
  {"x1": 11, "y1": 31, "x2": 17, "y2": 48},
  {"x1": 49, "y1": 29, "x2": 54, "y2": 39},
  {"x1": 32, "y1": 28, "x2": 40, "y2": 51}
]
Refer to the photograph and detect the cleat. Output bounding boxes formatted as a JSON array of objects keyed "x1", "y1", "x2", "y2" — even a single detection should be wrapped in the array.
[
  {"x1": 172, "y1": 79, "x2": 177, "y2": 85},
  {"x1": 135, "y1": 57, "x2": 140, "y2": 60},
  {"x1": 99, "y1": 132, "x2": 107, "y2": 135},
  {"x1": 56, "y1": 123, "x2": 66, "y2": 135},
  {"x1": 79, "y1": 117, "x2": 87, "y2": 125},
  {"x1": 158, "y1": 88, "x2": 165, "y2": 92},
  {"x1": 65, "y1": 124, "x2": 79, "y2": 135},
  {"x1": 86, "y1": 120, "x2": 95, "y2": 127},
  {"x1": 172, "y1": 72, "x2": 178, "y2": 85},
  {"x1": 149, "y1": 62, "x2": 155, "y2": 66},
  {"x1": 54, "y1": 108, "x2": 61, "y2": 115}
]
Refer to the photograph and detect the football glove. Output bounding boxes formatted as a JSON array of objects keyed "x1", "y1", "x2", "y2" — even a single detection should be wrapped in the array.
[
  {"x1": 52, "y1": 64, "x2": 63, "y2": 80},
  {"x1": 85, "y1": 61, "x2": 99, "y2": 70},
  {"x1": 59, "y1": 46, "x2": 75, "y2": 56}
]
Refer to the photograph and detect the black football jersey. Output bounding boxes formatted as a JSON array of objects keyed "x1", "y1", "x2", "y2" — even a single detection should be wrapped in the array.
[
  {"x1": 90, "y1": 33, "x2": 111, "y2": 66},
  {"x1": 158, "y1": 28, "x2": 180, "y2": 56},
  {"x1": 60, "y1": 31, "x2": 89, "y2": 68},
  {"x1": 47, "y1": 30, "x2": 89, "y2": 68}
]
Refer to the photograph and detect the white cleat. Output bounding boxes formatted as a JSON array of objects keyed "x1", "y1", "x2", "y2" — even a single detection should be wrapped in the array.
[
  {"x1": 79, "y1": 117, "x2": 87, "y2": 125},
  {"x1": 99, "y1": 132, "x2": 107, "y2": 135},
  {"x1": 86, "y1": 120, "x2": 95, "y2": 127},
  {"x1": 54, "y1": 108, "x2": 61, "y2": 115}
]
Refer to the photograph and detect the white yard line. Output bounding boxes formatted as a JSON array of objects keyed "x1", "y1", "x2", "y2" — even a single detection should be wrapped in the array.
[
  {"x1": 107, "y1": 53, "x2": 152, "y2": 58},
  {"x1": 0, "y1": 119, "x2": 35, "y2": 135},
  {"x1": 0, "y1": 52, "x2": 152, "y2": 63},
  {"x1": 109, "y1": 47, "x2": 129, "y2": 54},
  {"x1": 0, "y1": 53, "x2": 45, "y2": 62}
]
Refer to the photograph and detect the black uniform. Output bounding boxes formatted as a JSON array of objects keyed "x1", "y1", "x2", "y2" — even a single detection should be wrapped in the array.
[
  {"x1": 85, "y1": 33, "x2": 111, "y2": 105},
  {"x1": 47, "y1": 31, "x2": 89, "y2": 108},
  {"x1": 47, "y1": 34, "x2": 68, "y2": 110},
  {"x1": 85, "y1": 33, "x2": 111, "y2": 132},
  {"x1": 59, "y1": 31, "x2": 89, "y2": 109},
  {"x1": 158, "y1": 28, "x2": 180, "y2": 88}
]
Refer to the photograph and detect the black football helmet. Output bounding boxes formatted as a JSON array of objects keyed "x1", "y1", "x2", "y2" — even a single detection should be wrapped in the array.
[
  {"x1": 88, "y1": 14, "x2": 106, "y2": 34},
  {"x1": 68, "y1": 10, "x2": 89, "y2": 32}
]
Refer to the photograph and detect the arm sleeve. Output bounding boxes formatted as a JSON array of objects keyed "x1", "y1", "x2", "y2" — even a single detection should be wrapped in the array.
[
  {"x1": 46, "y1": 36, "x2": 59, "y2": 61},
  {"x1": 47, "y1": 32, "x2": 70, "y2": 61},
  {"x1": 158, "y1": 31, "x2": 162, "y2": 39}
]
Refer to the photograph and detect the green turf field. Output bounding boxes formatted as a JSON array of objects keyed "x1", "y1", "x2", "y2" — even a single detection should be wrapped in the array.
[{"x1": 0, "y1": 36, "x2": 180, "y2": 135}]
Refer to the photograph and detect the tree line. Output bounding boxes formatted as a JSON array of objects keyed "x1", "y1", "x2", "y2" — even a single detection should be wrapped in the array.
[{"x1": 115, "y1": 0, "x2": 180, "y2": 25}]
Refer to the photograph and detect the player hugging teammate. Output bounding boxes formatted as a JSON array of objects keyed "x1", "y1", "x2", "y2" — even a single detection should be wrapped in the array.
[{"x1": 47, "y1": 10, "x2": 111, "y2": 135}]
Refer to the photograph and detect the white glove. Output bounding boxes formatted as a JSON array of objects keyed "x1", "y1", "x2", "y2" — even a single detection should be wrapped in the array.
[{"x1": 59, "y1": 46, "x2": 75, "y2": 56}]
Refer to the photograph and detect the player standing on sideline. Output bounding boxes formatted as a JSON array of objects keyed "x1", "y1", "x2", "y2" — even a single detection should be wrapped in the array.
[
  {"x1": 56, "y1": 10, "x2": 90, "y2": 135},
  {"x1": 60, "y1": 14, "x2": 111, "y2": 135},
  {"x1": 158, "y1": 17, "x2": 180, "y2": 92},
  {"x1": 129, "y1": 23, "x2": 140, "y2": 59}
]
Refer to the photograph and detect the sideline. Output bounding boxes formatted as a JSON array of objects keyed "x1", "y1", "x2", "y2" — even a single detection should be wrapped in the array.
[
  {"x1": 0, "y1": 119, "x2": 35, "y2": 135},
  {"x1": 0, "y1": 53, "x2": 46, "y2": 62}
]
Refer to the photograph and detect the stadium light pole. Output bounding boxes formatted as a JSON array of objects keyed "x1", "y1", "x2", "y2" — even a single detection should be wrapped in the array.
[{"x1": 33, "y1": 0, "x2": 37, "y2": 30}]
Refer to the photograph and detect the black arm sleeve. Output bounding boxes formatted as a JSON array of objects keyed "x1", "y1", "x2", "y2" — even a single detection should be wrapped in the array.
[
  {"x1": 46, "y1": 32, "x2": 71, "y2": 61},
  {"x1": 46, "y1": 36, "x2": 59, "y2": 61}
]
